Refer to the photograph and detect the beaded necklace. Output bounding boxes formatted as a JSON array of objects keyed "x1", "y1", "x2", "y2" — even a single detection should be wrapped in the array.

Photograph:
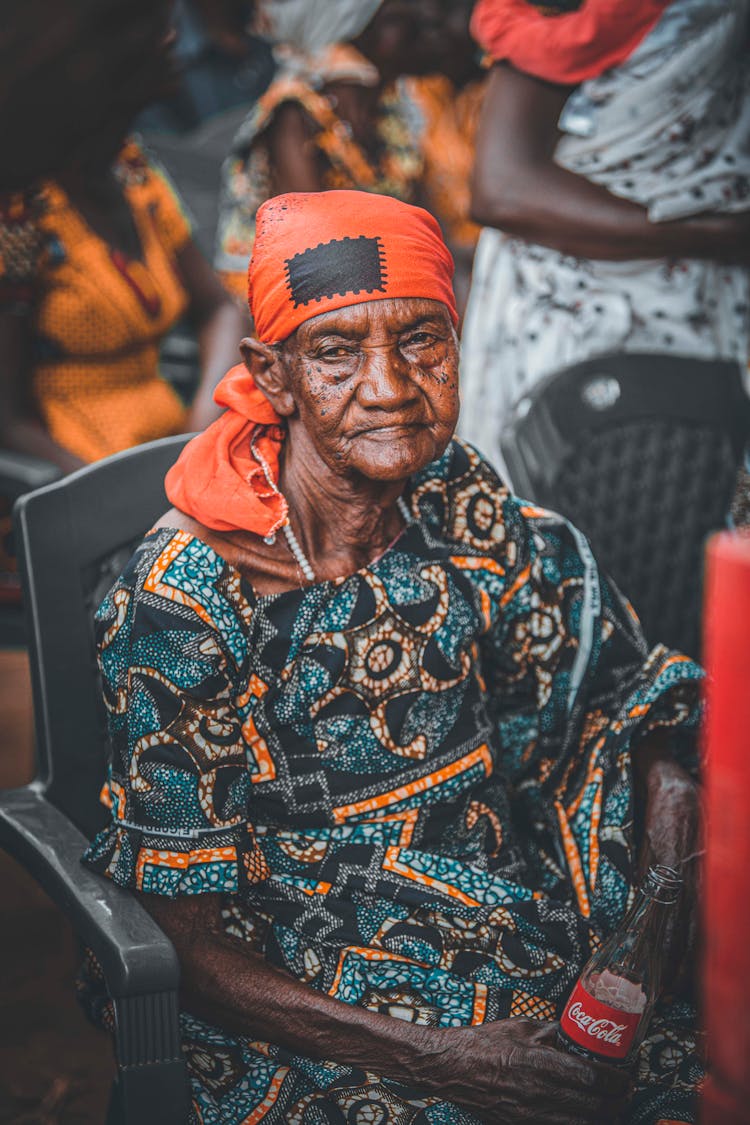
[
  {"x1": 251, "y1": 427, "x2": 413, "y2": 584},
  {"x1": 281, "y1": 496, "x2": 412, "y2": 584}
]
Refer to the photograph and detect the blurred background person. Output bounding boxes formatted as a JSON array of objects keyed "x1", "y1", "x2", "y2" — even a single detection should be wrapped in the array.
[
  {"x1": 459, "y1": 0, "x2": 750, "y2": 481},
  {"x1": 215, "y1": 0, "x2": 487, "y2": 323},
  {"x1": 0, "y1": 20, "x2": 248, "y2": 474},
  {"x1": 0, "y1": 4, "x2": 253, "y2": 1117},
  {"x1": 406, "y1": 0, "x2": 486, "y2": 320},
  {"x1": 215, "y1": 0, "x2": 441, "y2": 302}
]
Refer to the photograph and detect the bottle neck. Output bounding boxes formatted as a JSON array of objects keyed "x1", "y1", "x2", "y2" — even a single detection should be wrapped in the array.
[
  {"x1": 624, "y1": 890, "x2": 673, "y2": 938},
  {"x1": 617, "y1": 884, "x2": 676, "y2": 992}
]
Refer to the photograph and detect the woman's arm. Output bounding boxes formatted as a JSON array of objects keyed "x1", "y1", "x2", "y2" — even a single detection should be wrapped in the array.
[
  {"x1": 471, "y1": 64, "x2": 750, "y2": 262},
  {"x1": 633, "y1": 729, "x2": 702, "y2": 993},
  {"x1": 265, "y1": 100, "x2": 327, "y2": 195},
  {"x1": 0, "y1": 311, "x2": 84, "y2": 471},
  {"x1": 143, "y1": 892, "x2": 627, "y2": 1123},
  {"x1": 176, "y1": 238, "x2": 250, "y2": 431}
]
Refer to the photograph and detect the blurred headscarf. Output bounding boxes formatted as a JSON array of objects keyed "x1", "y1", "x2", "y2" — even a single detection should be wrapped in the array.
[{"x1": 253, "y1": 0, "x2": 384, "y2": 53}]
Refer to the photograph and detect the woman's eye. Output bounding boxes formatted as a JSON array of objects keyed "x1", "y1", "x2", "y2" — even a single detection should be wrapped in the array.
[
  {"x1": 403, "y1": 332, "x2": 437, "y2": 348},
  {"x1": 318, "y1": 346, "x2": 353, "y2": 360}
]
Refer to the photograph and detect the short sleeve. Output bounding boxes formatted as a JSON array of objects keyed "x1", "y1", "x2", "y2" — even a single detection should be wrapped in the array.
[
  {"x1": 214, "y1": 149, "x2": 269, "y2": 298},
  {"x1": 0, "y1": 190, "x2": 46, "y2": 313},
  {"x1": 83, "y1": 531, "x2": 269, "y2": 897}
]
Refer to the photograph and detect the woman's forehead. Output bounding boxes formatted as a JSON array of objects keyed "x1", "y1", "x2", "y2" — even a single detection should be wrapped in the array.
[{"x1": 292, "y1": 297, "x2": 453, "y2": 341}]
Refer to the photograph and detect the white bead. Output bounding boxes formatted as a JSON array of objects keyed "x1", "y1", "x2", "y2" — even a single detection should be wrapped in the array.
[
  {"x1": 397, "y1": 496, "x2": 412, "y2": 524},
  {"x1": 282, "y1": 522, "x2": 316, "y2": 582}
]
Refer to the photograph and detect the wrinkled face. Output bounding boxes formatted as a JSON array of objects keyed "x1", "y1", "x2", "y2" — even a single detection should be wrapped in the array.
[{"x1": 279, "y1": 297, "x2": 459, "y2": 483}]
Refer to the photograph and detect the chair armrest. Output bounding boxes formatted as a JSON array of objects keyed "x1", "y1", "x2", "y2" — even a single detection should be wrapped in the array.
[
  {"x1": 0, "y1": 783, "x2": 180, "y2": 996},
  {"x1": 0, "y1": 451, "x2": 62, "y2": 499}
]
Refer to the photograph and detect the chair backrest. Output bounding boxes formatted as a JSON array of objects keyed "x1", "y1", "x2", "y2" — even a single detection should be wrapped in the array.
[
  {"x1": 13, "y1": 435, "x2": 191, "y2": 838},
  {"x1": 501, "y1": 353, "x2": 750, "y2": 660}
]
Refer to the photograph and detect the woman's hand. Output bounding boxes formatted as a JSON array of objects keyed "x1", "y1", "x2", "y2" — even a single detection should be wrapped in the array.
[
  {"x1": 434, "y1": 1019, "x2": 629, "y2": 1123},
  {"x1": 637, "y1": 748, "x2": 702, "y2": 994},
  {"x1": 145, "y1": 895, "x2": 629, "y2": 1120}
]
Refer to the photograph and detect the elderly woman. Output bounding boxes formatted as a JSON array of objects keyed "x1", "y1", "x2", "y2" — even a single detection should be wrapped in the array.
[{"x1": 83, "y1": 191, "x2": 703, "y2": 1124}]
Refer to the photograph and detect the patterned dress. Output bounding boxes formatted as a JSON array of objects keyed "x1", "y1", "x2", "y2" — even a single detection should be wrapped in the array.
[
  {"x1": 0, "y1": 141, "x2": 192, "y2": 464},
  {"x1": 214, "y1": 45, "x2": 425, "y2": 303},
  {"x1": 84, "y1": 441, "x2": 704, "y2": 1124},
  {"x1": 460, "y1": 0, "x2": 750, "y2": 479}
]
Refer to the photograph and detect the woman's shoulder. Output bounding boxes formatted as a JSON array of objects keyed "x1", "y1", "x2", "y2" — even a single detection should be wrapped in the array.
[
  {"x1": 230, "y1": 74, "x2": 332, "y2": 159},
  {"x1": 97, "y1": 522, "x2": 247, "y2": 629}
]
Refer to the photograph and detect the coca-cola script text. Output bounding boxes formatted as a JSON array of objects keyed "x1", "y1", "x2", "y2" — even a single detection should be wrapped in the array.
[{"x1": 560, "y1": 982, "x2": 641, "y2": 1060}]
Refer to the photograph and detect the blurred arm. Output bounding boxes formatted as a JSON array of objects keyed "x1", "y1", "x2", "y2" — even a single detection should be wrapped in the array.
[
  {"x1": 266, "y1": 101, "x2": 327, "y2": 194},
  {"x1": 471, "y1": 64, "x2": 750, "y2": 262},
  {"x1": 176, "y1": 238, "x2": 251, "y2": 431}
]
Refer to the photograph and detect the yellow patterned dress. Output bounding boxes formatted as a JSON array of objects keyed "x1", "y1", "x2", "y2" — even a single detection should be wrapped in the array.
[{"x1": 0, "y1": 141, "x2": 191, "y2": 464}]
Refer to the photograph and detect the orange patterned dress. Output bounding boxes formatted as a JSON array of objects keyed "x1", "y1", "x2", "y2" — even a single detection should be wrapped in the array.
[
  {"x1": 0, "y1": 141, "x2": 192, "y2": 463},
  {"x1": 406, "y1": 75, "x2": 486, "y2": 258},
  {"x1": 215, "y1": 45, "x2": 425, "y2": 301}
]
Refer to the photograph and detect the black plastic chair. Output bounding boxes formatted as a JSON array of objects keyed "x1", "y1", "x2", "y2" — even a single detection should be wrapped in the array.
[
  {"x1": 500, "y1": 353, "x2": 750, "y2": 660},
  {"x1": 0, "y1": 451, "x2": 63, "y2": 646},
  {"x1": 0, "y1": 434, "x2": 193, "y2": 1125}
]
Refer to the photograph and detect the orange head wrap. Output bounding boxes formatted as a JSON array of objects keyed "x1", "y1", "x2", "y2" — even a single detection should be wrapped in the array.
[
  {"x1": 165, "y1": 190, "x2": 457, "y2": 537},
  {"x1": 248, "y1": 190, "x2": 457, "y2": 343}
]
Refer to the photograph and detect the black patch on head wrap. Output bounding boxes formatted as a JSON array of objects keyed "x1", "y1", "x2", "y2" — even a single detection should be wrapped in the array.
[
  {"x1": 529, "y1": 0, "x2": 583, "y2": 10},
  {"x1": 284, "y1": 235, "x2": 387, "y2": 307}
]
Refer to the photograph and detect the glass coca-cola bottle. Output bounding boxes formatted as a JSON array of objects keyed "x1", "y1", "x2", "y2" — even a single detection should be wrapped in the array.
[{"x1": 558, "y1": 864, "x2": 682, "y2": 1067}]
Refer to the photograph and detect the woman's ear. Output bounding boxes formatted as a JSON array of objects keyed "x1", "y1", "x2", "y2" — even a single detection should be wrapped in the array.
[{"x1": 239, "y1": 337, "x2": 296, "y2": 417}]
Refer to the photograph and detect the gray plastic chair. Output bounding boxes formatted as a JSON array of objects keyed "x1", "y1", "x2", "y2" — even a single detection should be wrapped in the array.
[
  {"x1": 501, "y1": 353, "x2": 750, "y2": 660},
  {"x1": 0, "y1": 434, "x2": 193, "y2": 1124}
]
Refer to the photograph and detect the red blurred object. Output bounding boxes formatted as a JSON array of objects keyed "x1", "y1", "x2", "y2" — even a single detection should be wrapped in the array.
[{"x1": 702, "y1": 533, "x2": 750, "y2": 1124}]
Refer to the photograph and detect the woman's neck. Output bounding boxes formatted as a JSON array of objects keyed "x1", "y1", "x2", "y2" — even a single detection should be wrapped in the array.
[{"x1": 280, "y1": 442, "x2": 406, "y2": 575}]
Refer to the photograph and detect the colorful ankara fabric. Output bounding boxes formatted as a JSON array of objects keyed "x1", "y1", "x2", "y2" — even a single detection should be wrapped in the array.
[
  {"x1": 248, "y1": 190, "x2": 456, "y2": 345},
  {"x1": 84, "y1": 440, "x2": 703, "y2": 1124},
  {"x1": 214, "y1": 49, "x2": 428, "y2": 303},
  {"x1": 471, "y1": 0, "x2": 669, "y2": 85},
  {"x1": 0, "y1": 141, "x2": 191, "y2": 463}
]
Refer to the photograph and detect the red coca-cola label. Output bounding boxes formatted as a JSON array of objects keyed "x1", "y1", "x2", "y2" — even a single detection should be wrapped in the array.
[{"x1": 560, "y1": 981, "x2": 641, "y2": 1060}]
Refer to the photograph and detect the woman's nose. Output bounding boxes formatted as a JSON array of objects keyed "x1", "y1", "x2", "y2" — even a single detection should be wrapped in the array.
[{"x1": 357, "y1": 348, "x2": 419, "y2": 410}]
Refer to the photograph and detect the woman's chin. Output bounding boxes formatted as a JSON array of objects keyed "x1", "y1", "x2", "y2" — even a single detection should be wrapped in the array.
[{"x1": 347, "y1": 428, "x2": 451, "y2": 482}]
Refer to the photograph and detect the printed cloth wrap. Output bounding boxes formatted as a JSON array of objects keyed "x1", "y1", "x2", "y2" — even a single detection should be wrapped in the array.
[
  {"x1": 84, "y1": 440, "x2": 704, "y2": 1124},
  {"x1": 213, "y1": 44, "x2": 426, "y2": 298},
  {"x1": 471, "y1": 0, "x2": 669, "y2": 85}
]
